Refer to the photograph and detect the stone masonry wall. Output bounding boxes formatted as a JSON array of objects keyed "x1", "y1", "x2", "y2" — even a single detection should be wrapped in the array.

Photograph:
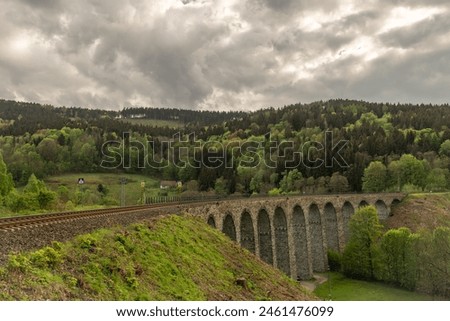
[{"x1": 182, "y1": 193, "x2": 405, "y2": 280}]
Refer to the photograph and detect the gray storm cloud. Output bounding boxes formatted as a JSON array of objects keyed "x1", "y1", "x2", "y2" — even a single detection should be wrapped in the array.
[{"x1": 0, "y1": 0, "x2": 449, "y2": 110}]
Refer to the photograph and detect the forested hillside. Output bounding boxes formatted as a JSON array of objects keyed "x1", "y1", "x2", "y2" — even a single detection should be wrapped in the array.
[{"x1": 0, "y1": 99, "x2": 449, "y2": 213}]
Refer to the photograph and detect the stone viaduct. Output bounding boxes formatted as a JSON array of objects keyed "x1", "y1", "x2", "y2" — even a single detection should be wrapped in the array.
[{"x1": 183, "y1": 193, "x2": 405, "y2": 281}]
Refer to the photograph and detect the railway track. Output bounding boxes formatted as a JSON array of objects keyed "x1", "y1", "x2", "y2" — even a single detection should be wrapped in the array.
[
  {"x1": 0, "y1": 194, "x2": 242, "y2": 232},
  {"x1": 0, "y1": 203, "x2": 175, "y2": 231}
]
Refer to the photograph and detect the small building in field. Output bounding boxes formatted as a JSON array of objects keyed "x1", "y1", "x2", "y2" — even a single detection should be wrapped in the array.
[
  {"x1": 130, "y1": 114, "x2": 146, "y2": 119},
  {"x1": 160, "y1": 180, "x2": 182, "y2": 189}
]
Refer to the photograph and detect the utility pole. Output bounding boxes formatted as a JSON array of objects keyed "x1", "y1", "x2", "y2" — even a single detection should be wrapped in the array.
[
  {"x1": 141, "y1": 181, "x2": 146, "y2": 205},
  {"x1": 120, "y1": 177, "x2": 127, "y2": 206}
]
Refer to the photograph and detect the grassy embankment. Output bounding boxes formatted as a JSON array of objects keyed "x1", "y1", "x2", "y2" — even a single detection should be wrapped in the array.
[
  {"x1": 385, "y1": 192, "x2": 450, "y2": 231},
  {"x1": 0, "y1": 215, "x2": 315, "y2": 301}
]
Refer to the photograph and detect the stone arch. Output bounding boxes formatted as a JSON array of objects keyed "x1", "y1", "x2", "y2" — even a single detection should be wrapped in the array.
[
  {"x1": 207, "y1": 216, "x2": 216, "y2": 228},
  {"x1": 274, "y1": 207, "x2": 290, "y2": 275},
  {"x1": 292, "y1": 205, "x2": 310, "y2": 279},
  {"x1": 342, "y1": 201, "x2": 355, "y2": 243},
  {"x1": 391, "y1": 199, "x2": 401, "y2": 207},
  {"x1": 309, "y1": 203, "x2": 326, "y2": 272},
  {"x1": 324, "y1": 203, "x2": 339, "y2": 252},
  {"x1": 222, "y1": 213, "x2": 236, "y2": 241},
  {"x1": 257, "y1": 208, "x2": 273, "y2": 265},
  {"x1": 375, "y1": 200, "x2": 389, "y2": 219},
  {"x1": 359, "y1": 200, "x2": 369, "y2": 208},
  {"x1": 240, "y1": 210, "x2": 255, "y2": 254}
]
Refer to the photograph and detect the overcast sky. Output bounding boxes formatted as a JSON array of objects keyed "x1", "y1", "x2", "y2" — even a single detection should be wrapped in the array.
[{"x1": 0, "y1": 0, "x2": 449, "y2": 110}]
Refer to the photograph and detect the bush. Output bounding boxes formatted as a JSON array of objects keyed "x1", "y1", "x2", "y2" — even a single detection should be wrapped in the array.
[
  {"x1": 102, "y1": 197, "x2": 119, "y2": 206},
  {"x1": 7, "y1": 254, "x2": 31, "y2": 272},
  {"x1": 65, "y1": 200, "x2": 75, "y2": 210},
  {"x1": 268, "y1": 188, "x2": 281, "y2": 196},
  {"x1": 5, "y1": 191, "x2": 39, "y2": 212},
  {"x1": 97, "y1": 184, "x2": 108, "y2": 195},
  {"x1": 327, "y1": 250, "x2": 342, "y2": 272},
  {"x1": 30, "y1": 247, "x2": 63, "y2": 269},
  {"x1": 37, "y1": 190, "x2": 56, "y2": 209},
  {"x1": 158, "y1": 189, "x2": 168, "y2": 197},
  {"x1": 401, "y1": 184, "x2": 422, "y2": 193},
  {"x1": 57, "y1": 185, "x2": 70, "y2": 202},
  {"x1": 78, "y1": 235, "x2": 98, "y2": 251}
]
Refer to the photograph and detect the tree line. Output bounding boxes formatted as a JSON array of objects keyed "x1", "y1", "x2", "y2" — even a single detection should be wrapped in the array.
[
  {"x1": 0, "y1": 99, "x2": 449, "y2": 197},
  {"x1": 335, "y1": 206, "x2": 450, "y2": 298}
]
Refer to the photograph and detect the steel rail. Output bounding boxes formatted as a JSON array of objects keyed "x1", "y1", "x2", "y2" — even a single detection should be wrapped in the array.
[{"x1": 0, "y1": 203, "x2": 174, "y2": 230}]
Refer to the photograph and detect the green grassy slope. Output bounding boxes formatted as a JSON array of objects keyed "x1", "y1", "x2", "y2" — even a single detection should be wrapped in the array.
[
  {"x1": 119, "y1": 118, "x2": 184, "y2": 128},
  {"x1": 0, "y1": 215, "x2": 315, "y2": 301},
  {"x1": 386, "y1": 193, "x2": 450, "y2": 232}
]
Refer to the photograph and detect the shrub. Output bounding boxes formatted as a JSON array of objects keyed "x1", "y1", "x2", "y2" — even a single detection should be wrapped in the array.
[
  {"x1": 65, "y1": 200, "x2": 75, "y2": 210},
  {"x1": 327, "y1": 250, "x2": 342, "y2": 272},
  {"x1": 7, "y1": 254, "x2": 31, "y2": 272},
  {"x1": 37, "y1": 190, "x2": 56, "y2": 209},
  {"x1": 268, "y1": 188, "x2": 281, "y2": 196},
  {"x1": 30, "y1": 247, "x2": 63, "y2": 269},
  {"x1": 57, "y1": 185, "x2": 70, "y2": 202},
  {"x1": 401, "y1": 184, "x2": 422, "y2": 193},
  {"x1": 5, "y1": 191, "x2": 39, "y2": 212},
  {"x1": 78, "y1": 235, "x2": 97, "y2": 251},
  {"x1": 102, "y1": 197, "x2": 119, "y2": 206}
]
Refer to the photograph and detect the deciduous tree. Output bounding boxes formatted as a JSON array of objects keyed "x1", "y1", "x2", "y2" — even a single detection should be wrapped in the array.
[
  {"x1": 342, "y1": 206, "x2": 383, "y2": 280},
  {"x1": 362, "y1": 161, "x2": 387, "y2": 192}
]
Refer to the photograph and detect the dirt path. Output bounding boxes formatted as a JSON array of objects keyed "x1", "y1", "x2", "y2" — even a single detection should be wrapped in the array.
[{"x1": 300, "y1": 274, "x2": 329, "y2": 292}]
